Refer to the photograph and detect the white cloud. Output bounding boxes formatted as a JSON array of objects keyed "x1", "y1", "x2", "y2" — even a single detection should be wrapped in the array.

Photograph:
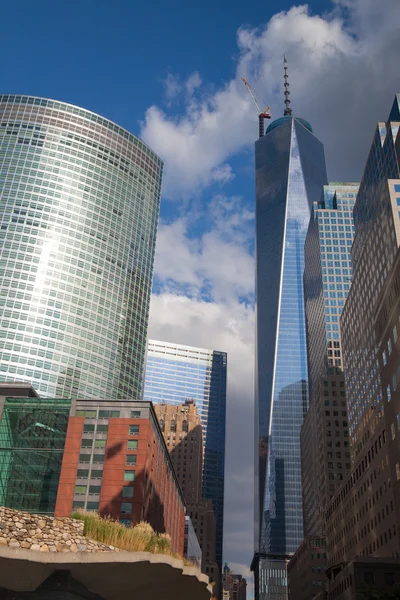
[
  {"x1": 153, "y1": 194, "x2": 254, "y2": 303},
  {"x1": 163, "y1": 73, "x2": 182, "y2": 100},
  {"x1": 142, "y1": 0, "x2": 400, "y2": 198},
  {"x1": 186, "y1": 71, "x2": 202, "y2": 96}
]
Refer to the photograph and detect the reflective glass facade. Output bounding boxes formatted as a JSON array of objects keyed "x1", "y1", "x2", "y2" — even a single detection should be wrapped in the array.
[
  {"x1": 0, "y1": 95, "x2": 162, "y2": 399},
  {"x1": 301, "y1": 184, "x2": 357, "y2": 537},
  {"x1": 341, "y1": 96, "x2": 400, "y2": 461},
  {"x1": 254, "y1": 116, "x2": 328, "y2": 599},
  {"x1": 0, "y1": 396, "x2": 70, "y2": 514},
  {"x1": 144, "y1": 339, "x2": 227, "y2": 568},
  {"x1": 304, "y1": 185, "x2": 357, "y2": 394}
]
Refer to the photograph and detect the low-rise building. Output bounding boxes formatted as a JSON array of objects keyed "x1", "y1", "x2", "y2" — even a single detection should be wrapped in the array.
[
  {"x1": 287, "y1": 535, "x2": 328, "y2": 600},
  {"x1": 0, "y1": 386, "x2": 186, "y2": 555},
  {"x1": 326, "y1": 558, "x2": 400, "y2": 600}
]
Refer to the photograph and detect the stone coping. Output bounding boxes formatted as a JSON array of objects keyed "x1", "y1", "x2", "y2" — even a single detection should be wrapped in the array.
[{"x1": 0, "y1": 546, "x2": 213, "y2": 600}]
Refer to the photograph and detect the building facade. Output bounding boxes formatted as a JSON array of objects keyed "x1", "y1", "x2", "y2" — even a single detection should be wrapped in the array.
[
  {"x1": 154, "y1": 401, "x2": 220, "y2": 594},
  {"x1": 287, "y1": 536, "x2": 328, "y2": 600},
  {"x1": 0, "y1": 386, "x2": 185, "y2": 555},
  {"x1": 154, "y1": 401, "x2": 203, "y2": 504},
  {"x1": 253, "y1": 107, "x2": 328, "y2": 598},
  {"x1": 184, "y1": 516, "x2": 202, "y2": 570},
  {"x1": 144, "y1": 340, "x2": 227, "y2": 568},
  {"x1": 301, "y1": 184, "x2": 357, "y2": 542},
  {"x1": 326, "y1": 558, "x2": 400, "y2": 600},
  {"x1": 325, "y1": 96, "x2": 400, "y2": 586},
  {"x1": 222, "y1": 564, "x2": 247, "y2": 600},
  {"x1": 0, "y1": 95, "x2": 162, "y2": 400}
]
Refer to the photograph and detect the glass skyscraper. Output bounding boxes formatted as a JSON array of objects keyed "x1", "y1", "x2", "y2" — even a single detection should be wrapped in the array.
[
  {"x1": 301, "y1": 184, "x2": 357, "y2": 538},
  {"x1": 144, "y1": 339, "x2": 227, "y2": 569},
  {"x1": 0, "y1": 95, "x2": 162, "y2": 399},
  {"x1": 253, "y1": 110, "x2": 328, "y2": 599}
]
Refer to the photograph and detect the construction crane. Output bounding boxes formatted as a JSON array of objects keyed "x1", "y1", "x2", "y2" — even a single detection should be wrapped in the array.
[{"x1": 241, "y1": 77, "x2": 271, "y2": 138}]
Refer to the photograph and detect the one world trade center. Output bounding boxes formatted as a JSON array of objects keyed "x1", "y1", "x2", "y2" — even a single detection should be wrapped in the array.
[{"x1": 252, "y1": 59, "x2": 328, "y2": 600}]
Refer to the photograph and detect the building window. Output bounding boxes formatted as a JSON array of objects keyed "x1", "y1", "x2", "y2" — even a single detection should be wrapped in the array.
[
  {"x1": 95, "y1": 439, "x2": 106, "y2": 448},
  {"x1": 93, "y1": 454, "x2": 105, "y2": 463},
  {"x1": 81, "y1": 439, "x2": 93, "y2": 448},
  {"x1": 124, "y1": 470, "x2": 135, "y2": 481},
  {"x1": 127, "y1": 440, "x2": 138, "y2": 450},
  {"x1": 73, "y1": 501, "x2": 85, "y2": 509},
  {"x1": 120, "y1": 519, "x2": 131, "y2": 527},
  {"x1": 91, "y1": 470, "x2": 103, "y2": 479},
  {"x1": 159, "y1": 419, "x2": 165, "y2": 432},
  {"x1": 122, "y1": 486, "x2": 134, "y2": 498},
  {"x1": 387, "y1": 385, "x2": 392, "y2": 402},
  {"x1": 121, "y1": 503, "x2": 132, "y2": 514},
  {"x1": 99, "y1": 410, "x2": 120, "y2": 418},
  {"x1": 170, "y1": 420, "x2": 176, "y2": 432},
  {"x1": 77, "y1": 469, "x2": 89, "y2": 478},
  {"x1": 83, "y1": 424, "x2": 95, "y2": 433},
  {"x1": 74, "y1": 485, "x2": 87, "y2": 495},
  {"x1": 96, "y1": 424, "x2": 108, "y2": 433},
  {"x1": 131, "y1": 410, "x2": 141, "y2": 418},
  {"x1": 87, "y1": 502, "x2": 99, "y2": 510},
  {"x1": 182, "y1": 420, "x2": 188, "y2": 433},
  {"x1": 364, "y1": 572, "x2": 375, "y2": 585},
  {"x1": 76, "y1": 410, "x2": 97, "y2": 419},
  {"x1": 126, "y1": 455, "x2": 137, "y2": 465},
  {"x1": 79, "y1": 454, "x2": 90, "y2": 463},
  {"x1": 89, "y1": 486, "x2": 101, "y2": 495},
  {"x1": 129, "y1": 425, "x2": 139, "y2": 435}
]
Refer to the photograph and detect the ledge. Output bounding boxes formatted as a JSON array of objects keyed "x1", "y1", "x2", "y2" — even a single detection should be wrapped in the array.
[{"x1": 0, "y1": 546, "x2": 213, "y2": 600}]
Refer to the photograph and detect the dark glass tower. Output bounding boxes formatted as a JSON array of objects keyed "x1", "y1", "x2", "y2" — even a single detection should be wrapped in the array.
[{"x1": 253, "y1": 63, "x2": 328, "y2": 600}]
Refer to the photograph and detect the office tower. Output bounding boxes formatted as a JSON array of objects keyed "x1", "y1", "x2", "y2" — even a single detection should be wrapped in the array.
[
  {"x1": 326, "y1": 96, "x2": 400, "y2": 570},
  {"x1": 0, "y1": 385, "x2": 185, "y2": 554},
  {"x1": 287, "y1": 184, "x2": 357, "y2": 600},
  {"x1": 253, "y1": 60, "x2": 328, "y2": 599},
  {"x1": 144, "y1": 339, "x2": 227, "y2": 569},
  {"x1": 0, "y1": 95, "x2": 162, "y2": 400},
  {"x1": 222, "y1": 564, "x2": 247, "y2": 600},
  {"x1": 154, "y1": 401, "x2": 203, "y2": 503},
  {"x1": 302, "y1": 184, "x2": 357, "y2": 535},
  {"x1": 154, "y1": 400, "x2": 220, "y2": 594}
]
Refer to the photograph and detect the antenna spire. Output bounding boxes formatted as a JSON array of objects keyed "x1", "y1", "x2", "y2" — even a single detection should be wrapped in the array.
[{"x1": 283, "y1": 55, "x2": 292, "y2": 117}]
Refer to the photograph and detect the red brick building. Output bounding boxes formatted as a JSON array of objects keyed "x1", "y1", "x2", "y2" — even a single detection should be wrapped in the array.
[{"x1": 54, "y1": 400, "x2": 185, "y2": 555}]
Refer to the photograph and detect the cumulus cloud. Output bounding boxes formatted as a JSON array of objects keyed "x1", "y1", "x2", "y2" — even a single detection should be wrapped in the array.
[
  {"x1": 142, "y1": 0, "x2": 400, "y2": 198},
  {"x1": 153, "y1": 194, "x2": 254, "y2": 303}
]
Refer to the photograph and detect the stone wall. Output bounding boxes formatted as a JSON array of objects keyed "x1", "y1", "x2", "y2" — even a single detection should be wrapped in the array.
[{"x1": 0, "y1": 507, "x2": 119, "y2": 553}]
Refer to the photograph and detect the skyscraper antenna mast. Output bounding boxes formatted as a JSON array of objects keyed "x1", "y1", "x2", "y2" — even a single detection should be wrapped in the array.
[{"x1": 283, "y1": 55, "x2": 292, "y2": 117}]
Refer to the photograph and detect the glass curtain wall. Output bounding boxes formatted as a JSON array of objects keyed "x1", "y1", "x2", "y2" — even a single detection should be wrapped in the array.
[
  {"x1": 0, "y1": 396, "x2": 71, "y2": 514},
  {"x1": 0, "y1": 95, "x2": 162, "y2": 400},
  {"x1": 255, "y1": 115, "x2": 328, "y2": 600}
]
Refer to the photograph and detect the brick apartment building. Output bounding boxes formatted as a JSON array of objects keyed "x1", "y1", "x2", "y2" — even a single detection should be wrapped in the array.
[{"x1": 0, "y1": 386, "x2": 185, "y2": 555}]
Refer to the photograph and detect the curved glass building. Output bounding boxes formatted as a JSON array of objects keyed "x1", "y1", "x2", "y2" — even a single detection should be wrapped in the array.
[{"x1": 0, "y1": 95, "x2": 162, "y2": 399}]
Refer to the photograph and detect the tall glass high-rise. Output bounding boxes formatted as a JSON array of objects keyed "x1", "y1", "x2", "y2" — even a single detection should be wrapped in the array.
[
  {"x1": 144, "y1": 339, "x2": 227, "y2": 570},
  {"x1": 253, "y1": 115, "x2": 328, "y2": 599},
  {"x1": 0, "y1": 95, "x2": 162, "y2": 399}
]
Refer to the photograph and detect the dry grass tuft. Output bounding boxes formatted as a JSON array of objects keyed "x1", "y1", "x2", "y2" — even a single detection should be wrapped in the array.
[{"x1": 71, "y1": 509, "x2": 193, "y2": 566}]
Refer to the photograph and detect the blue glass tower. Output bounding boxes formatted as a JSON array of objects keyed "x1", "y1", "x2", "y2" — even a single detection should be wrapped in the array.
[
  {"x1": 253, "y1": 61, "x2": 328, "y2": 600},
  {"x1": 143, "y1": 339, "x2": 227, "y2": 570}
]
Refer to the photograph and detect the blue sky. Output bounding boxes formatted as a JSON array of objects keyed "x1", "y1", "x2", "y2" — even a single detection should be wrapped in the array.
[{"x1": 2, "y1": 0, "x2": 400, "y2": 596}]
